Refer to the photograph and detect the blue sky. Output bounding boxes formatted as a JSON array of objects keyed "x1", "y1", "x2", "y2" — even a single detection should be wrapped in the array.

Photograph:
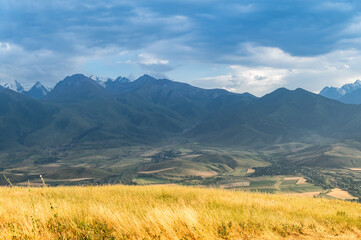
[{"x1": 1, "y1": 0, "x2": 361, "y2": 96}]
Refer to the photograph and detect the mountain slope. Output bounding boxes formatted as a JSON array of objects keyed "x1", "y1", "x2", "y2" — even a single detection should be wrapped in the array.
[
  {"x1": 319, "y1": 80, "x2": 361, "y2": 104},
  {"x1": 0, "y1": 86, "x2": 102, "y2": 148},
  {"x1": 45, "y1": 74, "x2": 108, "y2": 102},
  {"x1": 0, "y1": 87, "x2": 56, "y2": 148},
  {"x1": 24, "y1": 81, "x2": 50, "y2": 99},
  {"x1": 4, "y1": 74, "x2": 361, "y2": 150},
  {"x1": 115, "y1": 74, "x2": 257, "y2": 123},
  {"x1": 104, "y1": 76, "x2": 130, "y2": 93},
  {"x1": 1, "y1": 80, "x2": 25, "y2": 93},
  {"x1": 190, "y1": 88, "x2": 361, "y2": 145},
  {"x1": 339, "y1": 88, "x2": 361, "y2": 104},
  {"x1": 43, "y1": 74, "x2": 197, "y2": 145}
]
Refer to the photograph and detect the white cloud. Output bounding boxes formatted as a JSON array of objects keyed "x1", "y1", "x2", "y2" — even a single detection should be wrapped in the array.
[
  {"x1": 192, "y1": 66, "x2": 290, "y2": 96},
  {"x1": 0, "y1": 42, "x2": 11, "y2": 51},
  {"x1": 192, "y1": 44, "x2": 361, "y2": 96},
  {"x1": 138, "y1": 53, "x2": 169, "y2": 65},
  {"x1": 0, "y1": 42, "x2": 132, "y2": 88}
]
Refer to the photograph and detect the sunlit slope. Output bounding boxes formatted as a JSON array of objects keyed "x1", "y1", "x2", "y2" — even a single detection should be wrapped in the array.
[{"x1": 0, "y1": 185, "x2": 360, "y2": 239}]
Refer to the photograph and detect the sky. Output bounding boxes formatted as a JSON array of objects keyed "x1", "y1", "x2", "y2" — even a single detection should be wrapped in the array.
[{"x1": 2, "y1": 0, "x2": 361, "y2": 96}]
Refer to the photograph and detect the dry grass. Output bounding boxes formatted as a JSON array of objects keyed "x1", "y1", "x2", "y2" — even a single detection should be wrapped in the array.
[
  {"x1": 220, "y1": 181, "x2": 250, "y2": 188},
  {"x1": 287, "y1": 192, "x2": 321, "y2": 198},
  {"x1": 0, "y1": 185, "x2": 360, "y2": 239},
  {"x1": 326, "y1": 188, "x2": 358, "y2": 200}
]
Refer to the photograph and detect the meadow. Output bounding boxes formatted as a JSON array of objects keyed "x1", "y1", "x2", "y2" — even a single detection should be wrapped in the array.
[{"x1": 0, "y1": 185, "x2": 360, "y2": 239}]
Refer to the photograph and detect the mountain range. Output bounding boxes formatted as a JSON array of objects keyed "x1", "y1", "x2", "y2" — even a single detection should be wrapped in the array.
[
  {"x1": 0, "y1": 80, "x2": 50, "y2": 99},
  {"x1": 319, "y1": 80, "x2": 361, "y2": 104},
  {"x1": 2, "y1": 73, "x2": 361, "y2": 151}
]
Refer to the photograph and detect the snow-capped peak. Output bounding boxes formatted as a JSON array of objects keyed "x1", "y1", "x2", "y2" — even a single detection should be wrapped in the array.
[
  {"x1": 319, "y1": 79, "x2": 361, "y2": 100},
  {"x1": 1, "y1": 80, "x2": 25, "y2": 93},
  {"x1": 31, "y1": 81, "x2": 51, "y2": 94},
  {"x1": 114, "y1": 76, "x2": 130, "y2": 84},
  {"x1": 336, "y1": 79, "x2": 361, "y2": 95},
  {"x1": 89, "y1": 75, "x2": 113, "y2": 87},
  {"x1": 88, "y1": 75, "x2": 131, "y2": 88}
]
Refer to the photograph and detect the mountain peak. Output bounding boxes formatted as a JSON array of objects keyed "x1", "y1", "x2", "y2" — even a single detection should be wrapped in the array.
[
  {"x1": 33, "y1": 81, "x2": 50, "y2": 90},
  {"x1": 24, "y1": 81, "x2": 51, "y2": 99},
  {"x1": 1, "y1": 80, "x2": 25, "y2": 93},
  {"x1": 45, "y1": 74, "x2": 107, "y2": 101},
  {"x1": 137, "y1": 74, "x2": 157, "y2": 82},
  {"x1": 319, "y1": 79, "x2": 361, "y2": 103},
  {"x1": 89, "y1": 75, "x2": 113, "y2": 87},
  {"x1": 264, "y1": 87, "x2": 291, "y2": 96},
  {"x1": 64, "y1": 74, "x2": 88, "y2": 81},
  {"x1": 34, "y1": 81, "x2": 43, "y2": 87},
  {"x1": 114, "y1": 76, "x2": 130, "y2": 84}
]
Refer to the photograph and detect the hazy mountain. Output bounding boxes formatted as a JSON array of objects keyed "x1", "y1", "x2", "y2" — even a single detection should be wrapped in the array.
[
  {"x1": 104, "y1": 76, "x2": 130, "y2": 93},
  {"x1": 0, "y1": 87, "x2": 56, "y2": 148},
  {"x1": 0, "y1": 74, "x2": 259, "y2": 148},
  {"x1": 45, "y1": 74, "x2": 108, "y2": 102},
  {"x1": 42, "y1": 74, "x2": 200, "y2": 144},
  {"x1": 115, "y1": 74, "x2": 257, "y2": 122},
  {"x1": 190, "y1": 88, "x2": 361, "y2": 145},
  {"x1": 319, "y1": 80, "x2": 361, "y2": 104},
  {"x1": 319, "y1": 86, "x2": 343, "y2": 100},
  {"x1": 3, "y1": 73, "x2": 361, "y2": 150},
  {"x1": 1, "y1": 80, "x2": 25, "y2": 93},
  {"x1": 89, "y1": 75, "x2": 131, "y2": 91},
  {"x1": 338, "y1": 88, "x2": 361, "y2": 104},
  {"x1": 89, "y1": 75, "x2": 112, "y2": 87},
  {"x1": 24, "y1": 81, "x2": 51, "y2": 99}
]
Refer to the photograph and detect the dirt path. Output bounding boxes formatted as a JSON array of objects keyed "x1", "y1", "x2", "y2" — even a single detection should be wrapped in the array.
[
  {"x1": 138, "y1": 167, "x2": 175, "y2": 174},
  {"x1": 275, "y1": 177, "x2": 282, "y2": 191},
  {"x1": 296, "y1": 177, "x2": 307, "y2": 185}
]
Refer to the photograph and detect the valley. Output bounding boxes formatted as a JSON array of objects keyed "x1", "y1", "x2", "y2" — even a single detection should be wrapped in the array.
[
  {"x1": 0, "y1": 74, "x2": 360, "y2": 202},
  {"x1": 4, "y1": 2, "x2": 361, "y2": 239},
  {"x1": 1, "y1": 140, "x2": 359, "y2": 201}
]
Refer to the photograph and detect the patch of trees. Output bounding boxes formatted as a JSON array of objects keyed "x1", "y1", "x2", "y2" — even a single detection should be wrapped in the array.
[
  {"x1": 252, "y1": 158, "x2": 361, "y2": 202},
  {"x1": 151, "y1": 150, "x2": 180, "y2": 163}
]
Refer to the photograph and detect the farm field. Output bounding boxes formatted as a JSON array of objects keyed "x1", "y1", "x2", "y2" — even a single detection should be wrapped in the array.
[
  {"x1": 0, "y1": 185, "x2": 360, "y2": 239},
  {"x1": 0, "y1": 143, "x2": 359, "y2": 201}
]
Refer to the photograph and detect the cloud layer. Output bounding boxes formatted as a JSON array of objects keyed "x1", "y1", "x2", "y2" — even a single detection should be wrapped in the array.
[{"x1": 1, "y1": 0, "x2": 361, "y2": 94}]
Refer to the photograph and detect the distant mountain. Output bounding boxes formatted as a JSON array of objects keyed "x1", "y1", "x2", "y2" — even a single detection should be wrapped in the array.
[
  {"x1": 1, "y1": 80, "x2": 25, "y2": 93},
  {"x1": 319, "y1": 80, "x2": 361, "y2": 104},
  {"x1": 115, "y1": 74, "x2": 257, "y2": 122},
  {"x1": 104, "y1": 76, "x2": 130, "y2": 93},
  {"x1": 45, "y1": 74, "x2": 108, "y2": 102},
  {"x1": 0, "y1": 87, "x2": 56, "y2": 148},
  {"x1": 24, "y1": 81, "x2": 51, "y2": 99},
  {"x1": 190, "y1": 88, "x2": 361, "y2": 145},
  {"x1": 89, "y1": 75, "x2": 131, "y2": 91},
  {"x1": 0, "y1": 74, "x2": 259, "y2": 149},
  {"x1": 338, "y1": 88, "x2": 361, "y2": 104},
  {"x1": 4, "y1": 73, "x2": 361, "y2": 151},
  {"x1": 89, "y1": 75, "x2": 112, "y2": 88}
]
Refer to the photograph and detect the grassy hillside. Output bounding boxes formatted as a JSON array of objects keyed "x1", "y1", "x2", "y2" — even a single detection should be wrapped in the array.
[{"x1": 0, "y1": 185, "x2": 360, "y2": 239}]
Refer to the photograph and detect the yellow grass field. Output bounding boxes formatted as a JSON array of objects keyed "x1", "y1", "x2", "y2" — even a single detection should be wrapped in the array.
[{"x1": 0, "y1": 185, "x2": 360, "y2": 240}]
